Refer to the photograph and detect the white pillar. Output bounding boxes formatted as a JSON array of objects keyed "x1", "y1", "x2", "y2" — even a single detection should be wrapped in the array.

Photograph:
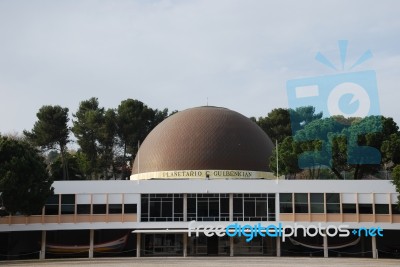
[
  {"x1": 89, "y1": 229, "x2": 94, "y2": 259},
  {"x1": 276, "y1": 236, "x2": 281, "y2": 257},
  {"x1": 183, "y1": 194, "x2": 187, "y2": 222},
  {"x1": 372, "y1": 236, "x2": 377, "y2": 259},
  {"x1": 323, "y1": 232, "x2": 328, "y2": 258},
  {"x1": 183, "y1": 233, "x2": 187, "y2": 257},
  {"x1": 40, "y1": 230, "x2": 46, "y2": 260},
  {"x1": 229, "y1": 193, "x2": 233, "y2": 221},
  {"x1": 136, "y1": 233, "x2": 141, "y2": 257},
  {"x1": 230, "y1": 237, "x2": 234, "y2": 256}
]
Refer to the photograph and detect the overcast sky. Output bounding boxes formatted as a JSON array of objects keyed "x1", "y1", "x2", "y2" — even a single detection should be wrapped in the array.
[{"x1": 0, "y1": 0, "x2": 399, "y2": 135}]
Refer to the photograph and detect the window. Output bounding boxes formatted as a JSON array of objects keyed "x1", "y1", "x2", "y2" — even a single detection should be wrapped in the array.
[
  {"x1": 326, "y1": 193, "x2": 340, "y2": 213},
  {"x1": 124, "y1": 204, "x2": 137, "y2": 214},
  {"x1": 342, "y1": 203, "x2": 356, "y2": 213},
  {"x1": 310, "y1": 193, "x2": 324, "y2": 213},
  {"x1": 233, "y1": 195, "x2": 243, "y2": 220},
  {"x1": 392, "y1": 204, "x2": 400, "y2": 214},
  {"x1": 45, "y1": 194, "x2": 59, "y2": 215},
  {"x1": 108, "y1": 204, "x2": 122, "y2": 214},
  {"x1": 77, "y1": 204, "x2": 91, "y2": 214},
  {"x1": 358, "y1": 204, "x2": 373, "y2": 214},
  {"x1": 294, "y1": 193, "x2": 308, "y2": 213},
  {"x1": 279, "y1": 193, "x2": 293, "y2": 213},
  {"x1": 194, "y1": 194, "x2": 229, "y2": 221},
  {"x1": 375, "y1": 204, "x2": 389, "y2": 214},
  {"x1": 141, "y1": 194, "x2": 183, "y2": 222},
  {"x1": 61, "y1": 194, "x2": 75, "y2": 214},
  {"x1": 93, "y1": 204, "x2": 107, "y2": 214},
  {"x1": 234, "y1": 194, "x2": 275, "y2": 221}
]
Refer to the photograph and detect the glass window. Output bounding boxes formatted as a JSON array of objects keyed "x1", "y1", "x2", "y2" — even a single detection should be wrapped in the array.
[
  {"x1": 326, "y1": 193, "x2": 339, "y2": 203},
  {"x1": 375, "y1": 204, "x2": 389, "y2": 214},
  {"x1": 392, "y1": 204, "x2": 400, "y2": 215},
  {"x1": 326, "y1": 193, "x2": 340, "y2": 213},
  {"x1": 124, "y1": 204, "x2": 137, "y2": 214},
  {"x1": 244, "y1": 199, "x2": 255, "y2": 217},
  {"x1": 174, "y1": 198, "x2": 183, "y2": 214},
  {"x1": 310, "y1": 193, "x2": 324, "y2": 213},
  {"x1": 141, "y1": 194, "x2": 183, "y2": 221},
  {"x1": 93, "y1": 204, "x2": 106, "y2": 214},
  {"x1": 77, "y1": 204, "x2": 91, "y2": 214},
  {"x1": 46, "y1": 194, "x2": 59, "y2": 205},
  {"x1": 220, "y1": 197, "x2": 229, "y2": 214},
  {"x1": 45, "y1": 204, "x2": 59, "y2": 215},
  {"x1": 209, "y1": 201, "x2": 219, "y2": 217},
  {"x1": 45, "y1": 194, "x2": 59, "y2": 215},
  {"x1": 295, "y1": 193, "x2": 308, "y2": 213},
  {"x1": 358, "y1": 204, "x2": 373, "y2": 214},
  {"x1": 342, "y1": 203, "x2": 356, "y2": 213},
  {"x1": 108, "y1": 204, "x2": 122, "y2": 214},
  {"x1": 61, "y1": 194, "x2": 75, "y2": 204},
  {"x1": 279, "y1": 193, "x2": 292, "y2": 213},
  {"x1": 61, "y1": 204, "x2": 75, "y2": 214},
  {"x1": 255, "y1": 200, "x2": 268, "y2": 217},
  {"x1": 162, "y1": 201, "x2": 173, "y2": 218}
]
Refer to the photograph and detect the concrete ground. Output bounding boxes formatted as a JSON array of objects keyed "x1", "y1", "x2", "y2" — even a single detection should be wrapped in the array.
[{"x1": 1, "y1": 257, "x2": 400, "y2": 267}]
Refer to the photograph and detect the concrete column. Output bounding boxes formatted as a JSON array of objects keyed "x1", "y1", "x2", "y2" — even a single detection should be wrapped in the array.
[
  {"x1": 230, "y1": 237, "x2": 234, "y2": 256},
  {"x1": 372, "y1": 236, "x2": 377, "y2": 259},
  {"x1": 89, "y1": 229, "x2": 94, "y2": 259},
  {"x1": 183, "y1": 193, "x2": 187, "y2": 222},
  {"x1": 136, "y1": 233, "x2": 141, "y2": 257},
  {"x1": 40, "y1": 230, "x2": 46, "y2": 260},
  {"x1": 229, "y1": 194, "x2": 233, "y2": 221},
  {"x1": 276, "y1": 236, "x2": 281, "y2": 257},
  {"x1": 183, "y1": 233, "x2": 187, "y2": 257},
  {"x1": 323, "y1": 232, "x2": 328, "y2": 258}
]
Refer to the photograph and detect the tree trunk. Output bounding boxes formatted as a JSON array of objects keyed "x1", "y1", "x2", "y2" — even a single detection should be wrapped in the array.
[
  {"x1": 59, "y1": 145, "x2": 69, "y2": 180},
  {"x1": 331, "y1": 167, "x2": 344, "y2": 179}
]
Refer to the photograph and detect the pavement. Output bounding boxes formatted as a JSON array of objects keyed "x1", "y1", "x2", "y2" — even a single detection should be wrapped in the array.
[{"x1": 1, "y1": 257, "x2": 400, "y2": 267}]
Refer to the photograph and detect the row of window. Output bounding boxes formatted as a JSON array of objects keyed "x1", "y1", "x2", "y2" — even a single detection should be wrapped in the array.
[
  {"x1": 279, "y1": 193, "x2": 400, "y2": 214},
  {"x1": 141, "y1": 193, "x2": 276, "y2": 222},
  {"x1": 44, "y1": 194, "x2": 137, "y2": 215},
  {"x1": 141, "y1": 194, "x2": 184, "y2": 222}
]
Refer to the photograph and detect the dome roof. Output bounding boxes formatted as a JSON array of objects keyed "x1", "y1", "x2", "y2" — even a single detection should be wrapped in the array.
[{"x1": 131, "y1": 106, "x2": 274, "y2": 176}]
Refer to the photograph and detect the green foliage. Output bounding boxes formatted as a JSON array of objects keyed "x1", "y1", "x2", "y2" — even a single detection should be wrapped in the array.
[
  {"x1": 274, "y1": 115, "x2": 400, "y2": 180},
  {"x1": 256, "y1": 108, "x2": 292, "y2": 143},
  {"x1": 255, "y1": 106, "x2": 322, "y2": 143},
  {"x1": 392, "y1": 165, "x2": 400, "y2": 207},
  {"x1": 116, "y1": 99, "x2": 169, "y2": 178},
  {"x1": 71, "y1": 97, "x2": 105, "y2": 178},
  {"x1": 0, "y1": 136, "x2": 53, "y2": 215},
  {"x1": 49, "y1": 153, "x2": 85, "y2": 181},
  {"x1": 24, "y1": 105, "x2": 70, "y2": 180}
]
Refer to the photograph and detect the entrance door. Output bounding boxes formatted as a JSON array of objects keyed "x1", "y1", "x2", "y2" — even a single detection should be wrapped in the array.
[{"x1": 207, "y1": 235, "x2": 219, "y2": 256}]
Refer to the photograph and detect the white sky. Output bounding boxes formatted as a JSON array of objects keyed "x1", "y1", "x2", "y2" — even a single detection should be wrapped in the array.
[{"x1": 1, "y1": 0, "x2": 399, "y2": 135}]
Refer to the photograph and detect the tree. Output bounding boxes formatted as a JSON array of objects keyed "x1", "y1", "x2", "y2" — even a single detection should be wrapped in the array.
[
  {"x1": 71, "y1": 98, "x2": 105, "y2": 179},
  {"x1": 24, "y1": 105, "x2": 70, "y2": 180},
  {"x1": 98, "y1": 109, "x2": 117, "y2": 179},
  {"x1": 256, "y1": 108, "x2": 292, "y2": 143},
  {"x1": 274, "y1": 115, "x2": 400, "y2": 180},
  {"x1": 269, "y1": 136, "x2": 302, "y2": 178},
  {"x1": 0, "y1": 136, "x2": 53, "y2": 215},
  {"x1": 49, "y1": 152, "x2": 86, "y2": 181},
  {"x1": 256, "y1": 106, "x2": 322, "y2": 143},
  {"x1": 116, "y1": 99, "x2": 169, "y2": 178},
  {"x1": 392, "y1": 165, "x2": 400, "y2": 208}
]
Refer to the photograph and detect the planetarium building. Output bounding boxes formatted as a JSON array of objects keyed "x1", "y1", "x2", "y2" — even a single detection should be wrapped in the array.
[{"x1": 1, "y1": 106, "x2": 400, "y2": 260}]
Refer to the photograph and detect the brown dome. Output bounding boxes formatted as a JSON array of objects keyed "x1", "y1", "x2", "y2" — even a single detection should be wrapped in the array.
[{"x1": 131, "y1": 106, "x2": 274, "y2": 175}]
